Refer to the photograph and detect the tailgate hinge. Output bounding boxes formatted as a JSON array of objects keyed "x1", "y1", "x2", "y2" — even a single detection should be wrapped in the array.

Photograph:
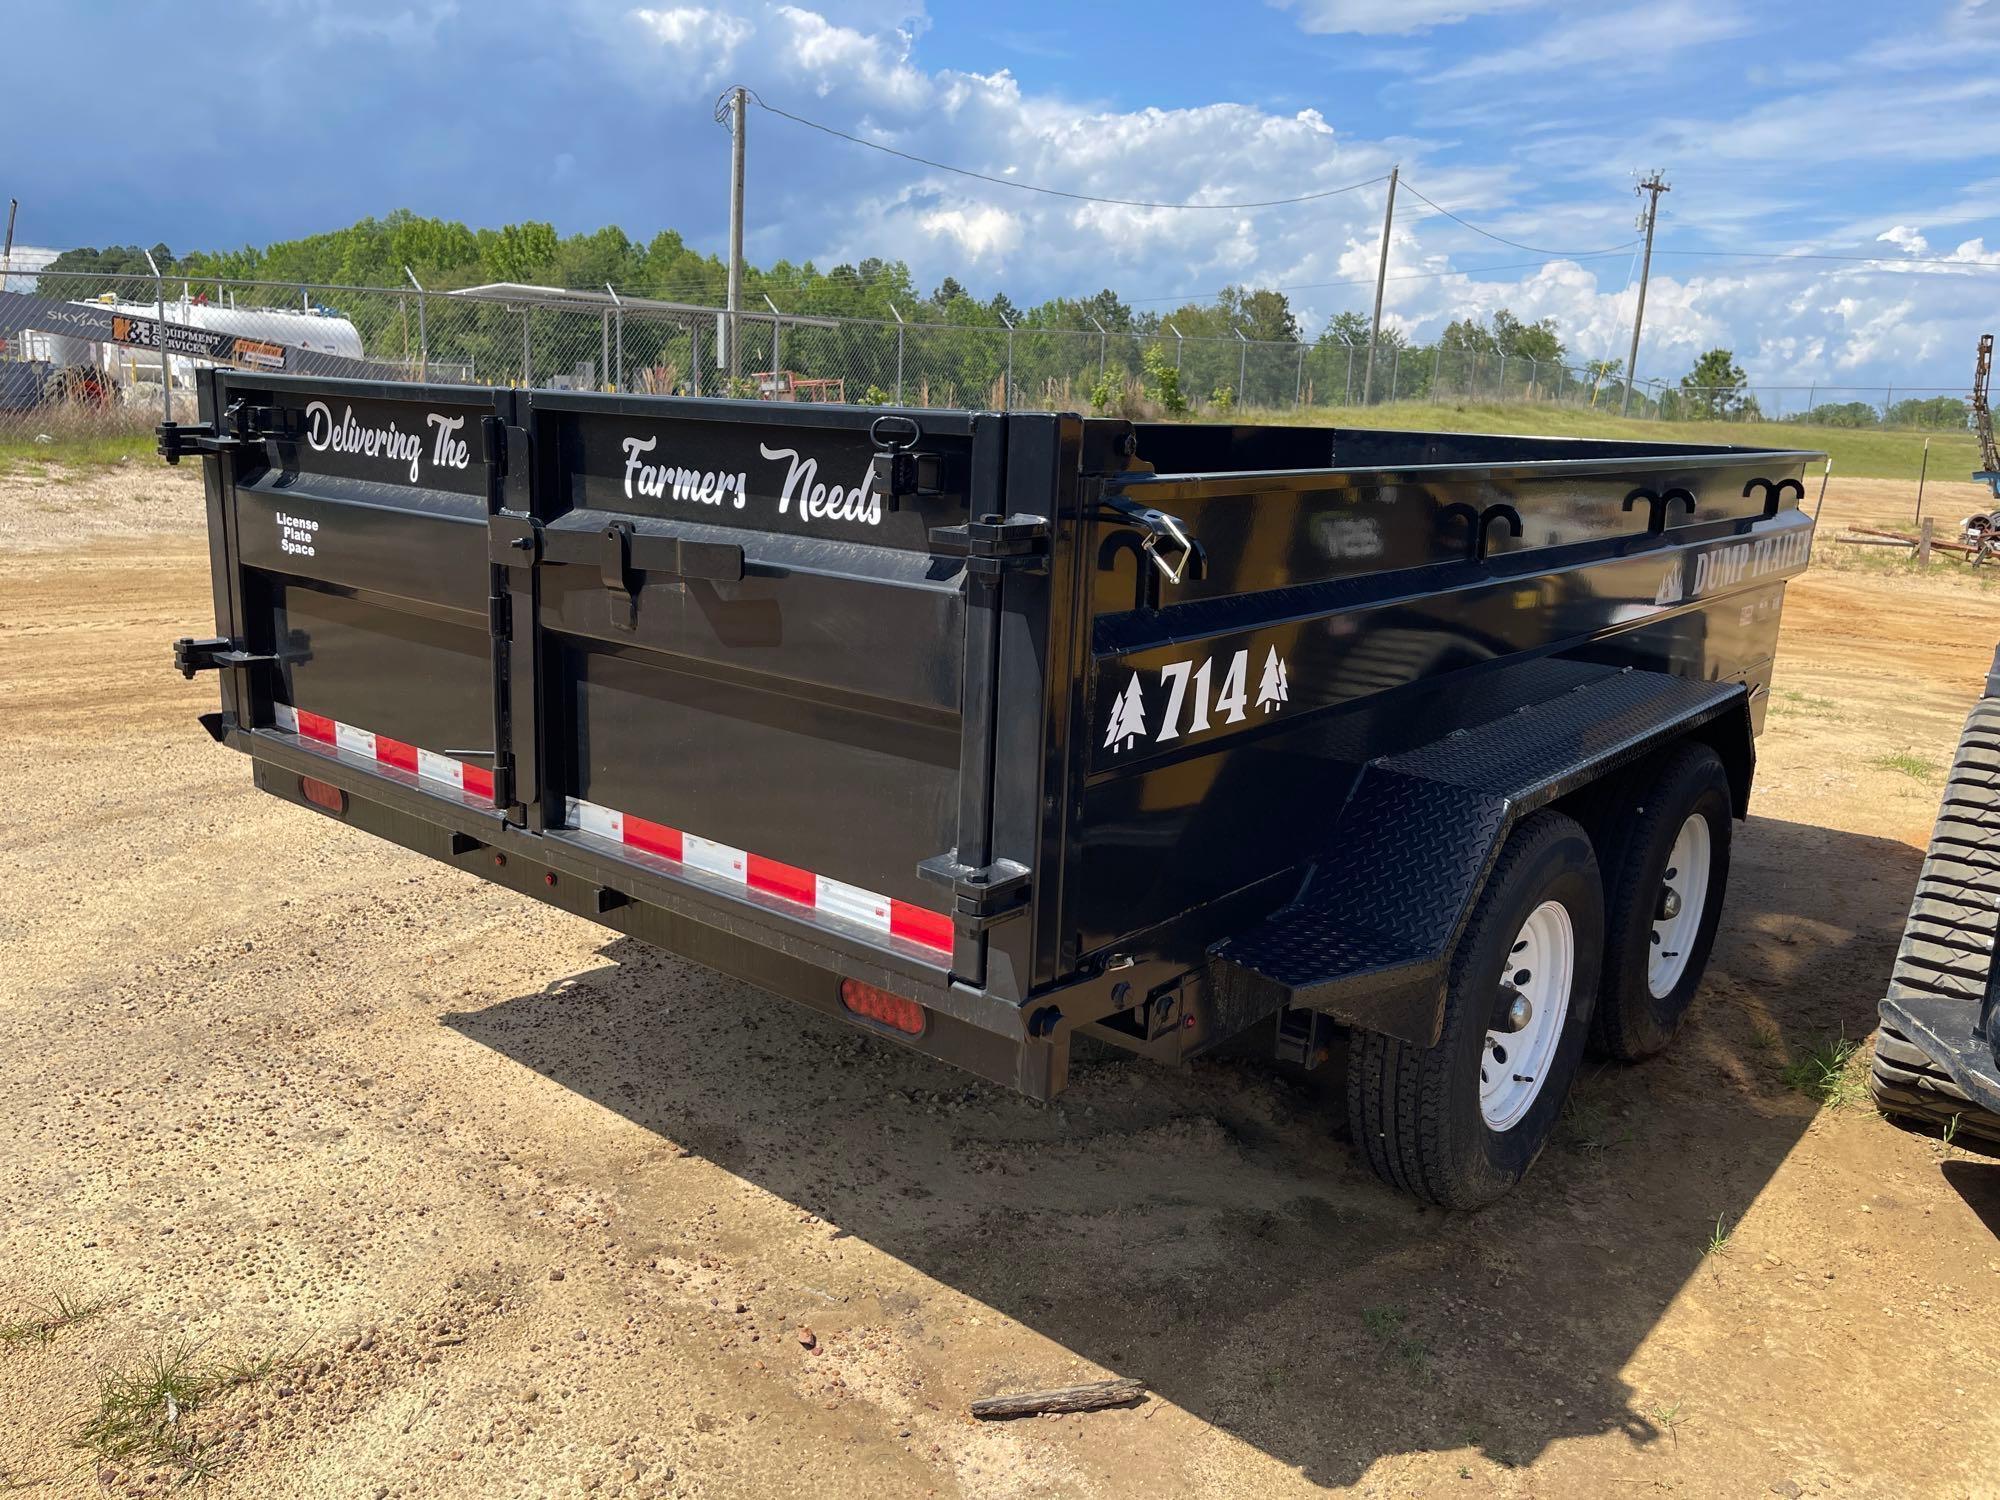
[
  {"x1": 156, "y1": 421, "x2": 237, "y2": 465},
  {"x1": 917, "y1": 853, "x2": 1031, "y2": 929},
  {"x1": 173, "y1": 635, "x2": 276, "y2": 679},
  {"x1": 157, "y1": 399, "x2": 300, "y2": 464},
  {"x1": 927, "y1": 513, "x2": 1050, "y2": 576}
]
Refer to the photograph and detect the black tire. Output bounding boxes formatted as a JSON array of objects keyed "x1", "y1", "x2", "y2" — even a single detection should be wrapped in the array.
[
  {"x1": 1346, "y1": 810, "x2": 1604, "y2": 1209},
  {"x1": 1591, "y1": 743, "x2": 1733, "y2": 1061},
  {"x1": 1874, "y1": 700, "x2": 2000, "y2": 1140}
]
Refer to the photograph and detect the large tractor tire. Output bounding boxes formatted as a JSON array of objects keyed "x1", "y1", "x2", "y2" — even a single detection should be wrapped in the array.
[{"x1": 1870, "y1": 696, "x2": 2000, "y2": 1142}]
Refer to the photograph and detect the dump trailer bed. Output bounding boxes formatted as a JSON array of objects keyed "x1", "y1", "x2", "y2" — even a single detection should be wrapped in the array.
[{"x1": 164, "y1": 372, "x2": 1818, "y2": 1205}]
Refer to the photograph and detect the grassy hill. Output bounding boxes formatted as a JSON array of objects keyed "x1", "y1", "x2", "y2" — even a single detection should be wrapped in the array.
[{"x1": 1294, "y1": 399, "x2": 1979, "y2": 483}]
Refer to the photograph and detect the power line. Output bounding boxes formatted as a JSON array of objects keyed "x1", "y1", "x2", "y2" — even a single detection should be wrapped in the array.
[
  {"x1": 1397, "y1": 178, "x2": 1641, "y2": 258},
  {"x1": 1651, "y1": 247, "x2": 2000, "y2": 271},
  {"x1": 732, "y1": 87, "x2": 1393, "y2": 211}
]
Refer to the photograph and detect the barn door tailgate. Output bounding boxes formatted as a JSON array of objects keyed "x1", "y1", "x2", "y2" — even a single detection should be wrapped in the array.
[
  {"x1": 171, "y1": 372, "x2": 516, "y2": 815},
  {"x1": 515, "y1": 394, "x2": 1009, "y2": 982},
  {"x1": 170, "y1": 374, "x2": 1022, "y2": 988}
]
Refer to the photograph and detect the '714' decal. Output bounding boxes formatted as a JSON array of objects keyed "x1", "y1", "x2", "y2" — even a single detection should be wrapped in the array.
[{"x1": 1104, "y1": 644, "x2": 1290, "y2": 754}]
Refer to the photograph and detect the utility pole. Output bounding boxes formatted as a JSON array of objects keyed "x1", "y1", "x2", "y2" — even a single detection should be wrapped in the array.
[
  {"x1": 1362, "y1": 165, "x2": 1398, "y2": 405},
  {"x1": 1622, "y1": 170, "x2": 1669, "y2": 416},
  {"x1": 725, "y1": 85, "x2": 747, "y2": 389}
]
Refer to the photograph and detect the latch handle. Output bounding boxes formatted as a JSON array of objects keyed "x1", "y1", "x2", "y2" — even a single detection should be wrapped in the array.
[
  {"x1": 868, "y1": 415, "x2": 954, "y2": 511},
  {"x1": 1102, "y1": 499, "x2": 1206, "y2": 586}
]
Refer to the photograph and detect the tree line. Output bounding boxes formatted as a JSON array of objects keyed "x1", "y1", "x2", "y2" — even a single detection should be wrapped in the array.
[{"x1": 47, "y1": 212, "x2": 1965, "y2": 427}]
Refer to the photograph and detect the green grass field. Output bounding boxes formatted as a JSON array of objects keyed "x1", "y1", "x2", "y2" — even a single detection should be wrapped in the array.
[
  {"x1": 1279, "y1": 400, "x2": 1981, "y2": 483},
  {"x1": 0, "y1": 429, "x2": 155, "y2": 474},
  {"x1": 0, "y1": 397, "x2": 1981, "y2": 487}
]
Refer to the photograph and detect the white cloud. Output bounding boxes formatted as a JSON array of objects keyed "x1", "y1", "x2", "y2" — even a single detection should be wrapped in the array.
[
  {"x1": 634, "y1": 5, "x2": 753, "y2": 74},
  {"x1": 1437, "y1": 0, "x2": 1749, "y2": 79},
  {"x1": 1273, "y1": 0, "x2": 1543, "y2": 36},
  {"x1": 918, "y1": 204, "x2": 1020, "y2": 260},
  {"x1": 1879, "y1": 225, "x2": 1929, "y2": 257},
  {"x1": 604, "y1": 1, "x2": 1996, "y2": 394}
]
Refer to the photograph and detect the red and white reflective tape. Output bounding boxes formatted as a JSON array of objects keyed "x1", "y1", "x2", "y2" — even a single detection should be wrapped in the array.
[
  {"x1": 273, "y1": 702, "x2": 495, "y2": 804},
  {"x1": 567, "y1": 795, "x2": 954, "y2": 955}
]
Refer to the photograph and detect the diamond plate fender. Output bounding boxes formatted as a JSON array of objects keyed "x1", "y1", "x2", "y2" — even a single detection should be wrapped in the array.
[{"x1": 1208, "y1": 666, "x2": 1750, "y2": 1047}]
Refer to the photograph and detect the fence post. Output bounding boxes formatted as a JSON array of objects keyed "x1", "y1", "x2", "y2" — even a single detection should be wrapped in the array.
[
  {"x1": 1917, "y1": 517, "x2": 1933, "y2": 566},
  {"x1": 691, "y1": 321, "x2": 702, "y2": 396},
  {"x1": 1089, "y1": 316, "x2": 1107, "y2": 385},
  {"x1": 1390, "y1": 343, "x2": 1401, "y2": 401},
  {"x1": 404, "y1": 266, "x2": 427, "y2": 380},
  {"x1": 520, "y1": 307, "x2": 532, "y2": 388},
  {"x1": 605, "y1": 283, "x2": 622, "y2": 390},
  {"x1": 1167, "y1": 321, "x2": 1183, "y2": 369},
  {"x1": 1343, "y1": 340, "x2": 1354, "y2": 406},
  {"x1": 1234, "y1": 327, "x2": 1247, "y2": 408},
  {"x1": 144, "y1": 248, "x2": 170, "y2": 422},
  {"x1": 300, "y1": 283, "x2": 309, "y2": 313},
  {"x1": 1000, "y1": 312, "x2": 1015, "y2": 410},
  {"x1": 889, "y1": 304, "x2": 905, "y2": 404},
  {"x1": 600, "y1": 307, "x2": 609, "y2": 391},
  {"x1": 1295, "y1": 342, "x2": 1306, "y2": 408},
  {"x1": 1431, "y1": 343, "x2": 1442, "y2": 402},
  {"x1": 763, "y1": 295, "x2": 784, "y2": 388},
  {"x1": 1884, "y1": 385, "x2": 1893, "y2": 423}
]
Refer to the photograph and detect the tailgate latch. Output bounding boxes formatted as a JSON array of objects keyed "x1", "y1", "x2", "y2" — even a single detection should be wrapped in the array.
[
  {"x1": 928, "y1": 513, "x2": 1050, "y2": 576},
  {"x1": 918, "y1": 853, "x2": 1031, "y2": 930},
  {"x1": 868, "y1": 415, "x2": 953, "y2": 512},
  {"x1": 601, "y1": 521, "x2": 637, "y2": 629},
  {"x1": 173, "y1": 636, "x2": 276, "y2": 679}
]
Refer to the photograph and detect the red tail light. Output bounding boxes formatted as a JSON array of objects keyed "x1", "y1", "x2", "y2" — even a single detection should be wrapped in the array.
[
  {"x1": 299, "y1": 775, "x2": 346, "y2": 814},
  {"x1": 840, "y1": 979, "x2": 926, "y2": 1036}
]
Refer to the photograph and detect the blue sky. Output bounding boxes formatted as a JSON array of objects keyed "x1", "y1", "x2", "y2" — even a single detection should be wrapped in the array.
[{"x1": 5, "y1": 0, "x2": 1998, "y2": 393}]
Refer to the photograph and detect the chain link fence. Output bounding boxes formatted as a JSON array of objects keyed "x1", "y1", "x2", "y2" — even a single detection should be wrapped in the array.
[{"x1": 0, "y1": 265, "x2": 1974, "y2": 446}]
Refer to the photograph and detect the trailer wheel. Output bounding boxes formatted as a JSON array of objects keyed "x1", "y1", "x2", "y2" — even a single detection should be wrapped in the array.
[
  {"x1": 1346, "y1": 810, "x2": 1603, "y2": 1209},
  {"x1": 1590, "y1": 743, "x2": 1733, "y2": 1062}
]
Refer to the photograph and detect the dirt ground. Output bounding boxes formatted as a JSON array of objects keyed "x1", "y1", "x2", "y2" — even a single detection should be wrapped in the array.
[{"x1": 2, "y1": 463, "x2": 1998, "y2": 1499}]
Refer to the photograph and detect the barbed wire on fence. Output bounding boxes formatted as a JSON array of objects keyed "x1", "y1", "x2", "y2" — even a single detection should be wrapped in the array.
[{"x1": 0, "y1": 266, "x2": 1978, "y2": 443}]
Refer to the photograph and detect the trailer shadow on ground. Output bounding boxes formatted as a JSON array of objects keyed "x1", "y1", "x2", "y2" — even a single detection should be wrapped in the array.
[{"x1": 447, "y1": 812, "x2": 1917, "y2": 1487}]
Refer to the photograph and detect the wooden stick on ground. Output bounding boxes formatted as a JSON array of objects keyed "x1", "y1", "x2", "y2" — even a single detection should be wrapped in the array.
[{"x1": 969, "y1": 1377, "x2": 1147, "y2": 1421}]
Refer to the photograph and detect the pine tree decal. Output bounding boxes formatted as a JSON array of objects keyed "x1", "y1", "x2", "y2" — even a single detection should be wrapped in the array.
[
  {"x1": 1654, "y1": 558, "x2": 1684, "y2": 607},
  {"x1": 1104, "y1": 672, "x2": 1148, "y2": 752},
  {"x1": 1256, "y1": 646, "x2": 1290, "y2": 713}
]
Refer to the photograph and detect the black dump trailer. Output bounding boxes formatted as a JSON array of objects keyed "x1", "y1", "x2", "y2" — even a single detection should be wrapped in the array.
[{"x1": 163, "y1": 371, "x2": 1819, "y2": 1207}]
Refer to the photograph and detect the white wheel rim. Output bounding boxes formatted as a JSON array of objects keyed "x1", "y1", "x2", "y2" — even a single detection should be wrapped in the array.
[
  {"x1": 1481, "y1": 899, "x2": 1575, "y2": 1131},
  {"x1": 1647, "y1": 813, "x2": 1711, "y2": 999}
]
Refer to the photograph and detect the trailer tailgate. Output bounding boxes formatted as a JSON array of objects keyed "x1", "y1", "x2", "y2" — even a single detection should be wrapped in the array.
[{"x1": 194, "y1": 375, "x2": 1011, "y2": 982}]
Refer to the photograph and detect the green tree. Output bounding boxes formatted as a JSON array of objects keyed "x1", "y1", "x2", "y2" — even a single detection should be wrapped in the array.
[
  {"x1": 1679, "y1": 348, "x2": 1750, "y2": 420},
  {"x1": 1492, "y1": 309, "x2": 1564, "y2": 364},
  {"x1": 1886, "y1": 395, "x2": 1970, "y2": 430},
  {"x1": 1141, "y1": 344, "x2": 1189, "y2": 417},
  {"x1": 1796, "y1": 401, "x2": 1880, "y2": 428},
  {"x1": 1439, "y1": 316, "x2": 1497, "y2": 356}
]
